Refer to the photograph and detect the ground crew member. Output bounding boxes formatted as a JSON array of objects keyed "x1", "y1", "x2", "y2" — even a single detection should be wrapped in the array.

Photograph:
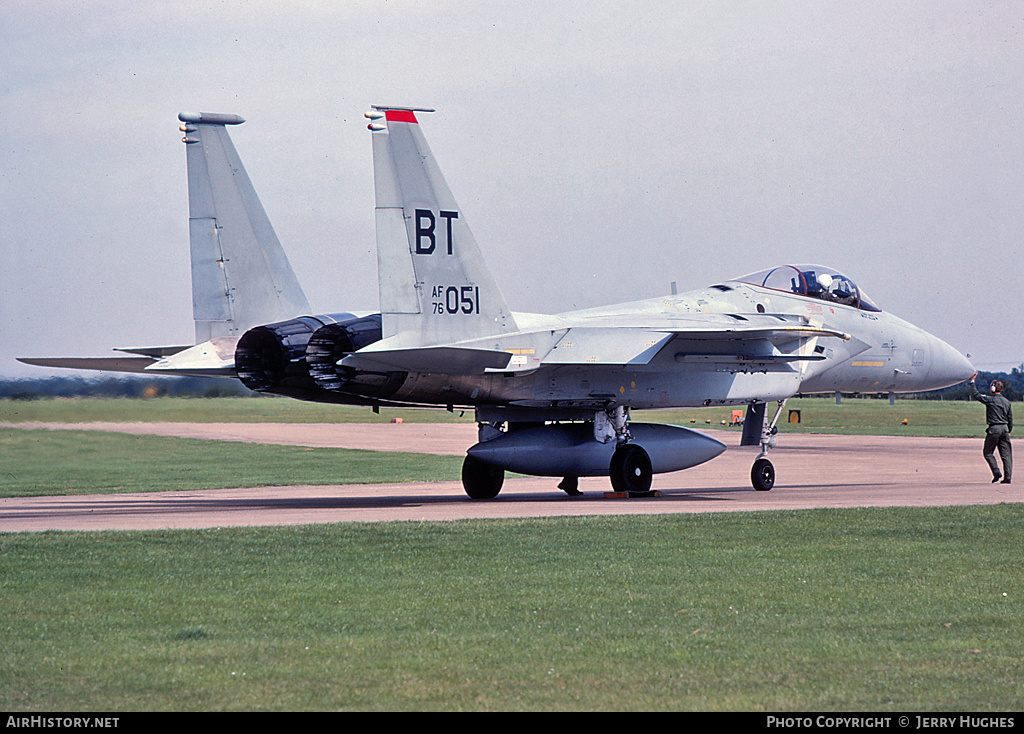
[{"x1": 969, "y1": 372, "x2": 1012, "y2": 484}]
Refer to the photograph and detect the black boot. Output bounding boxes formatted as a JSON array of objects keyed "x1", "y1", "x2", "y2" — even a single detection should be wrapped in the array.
[{"x1": 558, "y1": 476, "x2": 582, "y2": 497}]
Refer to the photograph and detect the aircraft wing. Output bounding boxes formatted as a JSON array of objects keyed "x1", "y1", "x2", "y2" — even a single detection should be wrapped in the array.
[
  {"x1": 539, "y1": 328, "x2": 675, "y2": 366},
  {"x1": 333, "y1": 316, "x2": 848, "y2": 375},
  {"x1": 543, "y1": 321, "x2": 847, "y2": 366},
  {"x1": 543, "y1": 311, "x2": 851, "y2": 367}
]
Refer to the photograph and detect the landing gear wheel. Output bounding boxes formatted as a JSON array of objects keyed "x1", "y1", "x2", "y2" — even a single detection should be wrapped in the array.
[
  {"x1": 751, "y1": 458, "x2": 775, "y2": 491},
  {"x1": 462, "y1": 455, "x2": 504, "y2": 500},
  {"x1": 609, "y1": 444, "x2": 653, "y2": 494}
]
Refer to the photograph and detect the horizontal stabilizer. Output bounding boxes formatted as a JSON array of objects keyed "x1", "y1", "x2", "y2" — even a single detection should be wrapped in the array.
[
  {"x1": 16, "y1": 341, "x2": 211, "y2": 375},
  {"x1": 116, "y1": 346, "x2": 191, "y2": 358},
  {"x1": 17, "y1": 356, "x2": 158, "y2": 374},
  {"x1": 144, "y1": 338, "x2": 238, "y2": 377},
  {"x1": 18, "y1": 337, "x2": 240, "y2": 378}
]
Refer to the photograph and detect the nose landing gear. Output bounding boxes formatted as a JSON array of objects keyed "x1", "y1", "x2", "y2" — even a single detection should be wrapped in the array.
[
  {"x1": 750, "y1": 399, "x2": 787, "y2": 491},
  {"x1": 751, "y1": 457, "x2": 775, "y2": 491}
]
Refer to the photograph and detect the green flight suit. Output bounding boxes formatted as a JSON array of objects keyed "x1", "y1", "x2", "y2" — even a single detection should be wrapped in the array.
[{"x1": 970, "y1": 381, "x2": 1012, "y2": 482}]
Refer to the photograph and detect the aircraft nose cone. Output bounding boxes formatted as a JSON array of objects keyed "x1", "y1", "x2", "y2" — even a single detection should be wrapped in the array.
[{"x1": 927, "y1": 334, "x2": 975, "y2": 389}]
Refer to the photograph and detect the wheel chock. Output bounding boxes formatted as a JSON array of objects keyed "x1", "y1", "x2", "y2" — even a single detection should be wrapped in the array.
[{"x1": 603, "y1": 490, "x2": 663, "y2": 499}]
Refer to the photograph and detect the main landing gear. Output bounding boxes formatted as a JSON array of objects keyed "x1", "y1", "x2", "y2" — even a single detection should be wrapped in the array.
[
  {"x1": 601, "y1": 406, "x2": 654, "y2": 496},
  {"x1": 461, "y1": 406, "x2": 658, "y2": 500},
  {"x1": 557, "y1": 442, "x2": 655, "y2": 498},
  {"x1": 461, "y1": 454, "x2": 504, "y2": 500},
  {"x1": 609, "y1": 443, "x2": 653, "y2": 494},
  {"x1": 750, "y1": 399, "x2": 786, "y2": 492}
]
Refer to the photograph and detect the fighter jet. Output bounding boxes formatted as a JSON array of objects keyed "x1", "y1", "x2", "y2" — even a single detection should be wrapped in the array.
[{"x1": 21, "y1": 108, "x2": 976, "y2": 498}]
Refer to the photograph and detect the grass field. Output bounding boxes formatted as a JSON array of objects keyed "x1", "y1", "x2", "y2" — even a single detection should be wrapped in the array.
[
  {"x1": 0, "y1": 396, "x2": 990, "y2": 498},
  {"x1": 0, "y1": 394, "x2": 989, "y2": 437},
  {"x1": 2, "y1": 507, "x2": 1022, "y2": 711},
  {"x1": 646, "y1": 397, "x2": 987, "y2": 438},
  {"x1": 1, "y1": 396, "x2": 1019, "y2": 711},
  {"x1": 0, "y1": 429, "x2": 464, "y2": 498},
  {"x1": 0, "y1": 395, "x2": 474, "y2": 424}
]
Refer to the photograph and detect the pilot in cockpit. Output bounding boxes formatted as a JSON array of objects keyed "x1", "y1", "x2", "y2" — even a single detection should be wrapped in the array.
[
  {"x1": 816, "y1": 273, "x2": 856, "y2": 306},
  {"x1": 737, "y1": 265, "x2": 881, "y2": 312}
]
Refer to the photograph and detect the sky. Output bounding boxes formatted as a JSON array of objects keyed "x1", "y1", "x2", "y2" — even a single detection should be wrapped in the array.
[{"x1": 2, "y1": 0, "x2": 1022, "y2": 380}]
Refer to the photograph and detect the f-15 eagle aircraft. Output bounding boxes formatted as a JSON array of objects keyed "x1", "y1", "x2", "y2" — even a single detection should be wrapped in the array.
[{"x1": 21, "y1": 107, "x2": 975, "y2": 499}]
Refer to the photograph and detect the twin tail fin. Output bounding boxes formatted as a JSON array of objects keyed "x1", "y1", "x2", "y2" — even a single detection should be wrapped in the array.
[{"x1": 367, "y1": 107, "x2": 517, "y2": 349}]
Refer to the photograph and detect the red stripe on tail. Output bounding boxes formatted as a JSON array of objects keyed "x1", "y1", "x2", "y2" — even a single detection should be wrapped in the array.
[{"x1": 385, "y1": 110, "x2": 418, "y2": 123}]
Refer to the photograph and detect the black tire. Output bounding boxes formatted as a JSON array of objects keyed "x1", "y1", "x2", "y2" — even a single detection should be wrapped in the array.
[
  {"x1": 751, "y1": 458, "x2": 775, "y2": 491},
  {"x1": 461, "y1": 455, "x2": 504, "y2": 499},
  {"x1": 609, "y1": 444, "x2": 653, "y2": 494}
]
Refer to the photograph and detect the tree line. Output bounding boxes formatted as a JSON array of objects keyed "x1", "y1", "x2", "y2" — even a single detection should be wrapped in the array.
[
  {"x1": 0, "y1": 375, "x2": 252, "y2": 400},
  {"x1": 915, "y1": 365, "x2": 1022, "y2": 402}
]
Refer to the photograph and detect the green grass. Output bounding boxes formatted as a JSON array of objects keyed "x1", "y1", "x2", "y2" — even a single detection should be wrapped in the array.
[
  {"x1": 1, "y1": 395, "x2": 988, "y2": 437},
  {"x1": 643, "y1": 396, "x2": 987, "y2": 438},
  {"x1": 2, "y1": 506, "x2": 1021, "y2": 711},
  {"x1": 0, "y1": 429, "x2": 463, "y2": 497},
  {"x1": 3, "y1": 396, "x2": 1018, "y2": 711},
  {"x1": 0, "y1": 396, "x2": 473, "y2": 424},
  {"x1": 0, "y1": 396, "x2": 993, "y2": 497}
]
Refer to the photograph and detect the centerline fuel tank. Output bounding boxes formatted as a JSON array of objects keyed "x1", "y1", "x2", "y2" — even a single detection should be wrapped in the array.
[{"x1": 466, "y1": 422, "x2": 726, "y2": 477}]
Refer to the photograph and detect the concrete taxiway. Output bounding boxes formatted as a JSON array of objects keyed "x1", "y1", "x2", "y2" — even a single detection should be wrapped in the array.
[{"x1": 1, "y1": 422, "x2": 1019, "y2": 532}]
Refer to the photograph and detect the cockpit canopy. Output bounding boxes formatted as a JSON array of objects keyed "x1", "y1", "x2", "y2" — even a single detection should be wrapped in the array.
[{"x1": 732, "y1": 265, "x2": 881, "y2": 312}]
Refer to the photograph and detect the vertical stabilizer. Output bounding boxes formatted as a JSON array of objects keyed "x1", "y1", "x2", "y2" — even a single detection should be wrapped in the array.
[
  {"x1": 179, "y1": 112, "x2": 310, "y2": 342},
  {"x1": 367, "y1": 107, "x2": 517, "y2": 347}
]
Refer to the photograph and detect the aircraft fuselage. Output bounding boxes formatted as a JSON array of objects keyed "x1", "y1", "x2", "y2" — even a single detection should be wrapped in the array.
[{"x1": 367, "y1": 279, "x2": 971, "y2": 418}]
